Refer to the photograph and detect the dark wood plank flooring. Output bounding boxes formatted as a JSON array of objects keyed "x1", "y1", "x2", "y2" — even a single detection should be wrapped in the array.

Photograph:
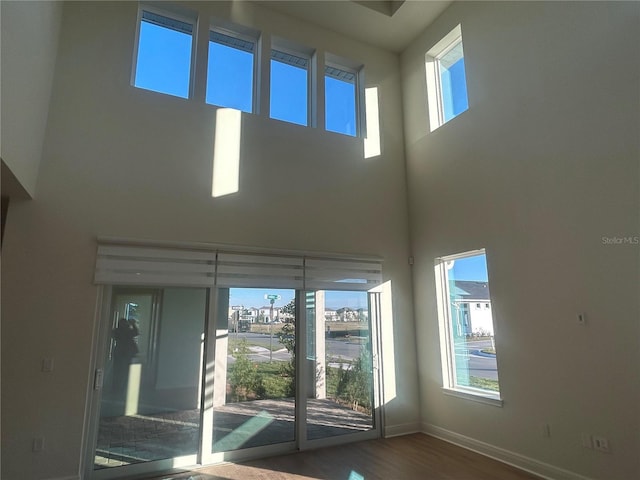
[{"x1": 147, "y1": 433, "x2": 541, "y2": 480}]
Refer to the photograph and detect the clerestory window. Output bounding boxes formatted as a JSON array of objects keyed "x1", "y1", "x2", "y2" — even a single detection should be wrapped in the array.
[
  {"x1": 325, "y1": 64, "x2": 358, "y2": 136},
  {"x1": 270, "y1": 46, "x2": 311, "y2": 126},
  {"x1": 133, "y1": 9, "x2": 194, "y2": 99},
  {"x1": 206, "y1": 29, "x2": 257, "y2": 112}
]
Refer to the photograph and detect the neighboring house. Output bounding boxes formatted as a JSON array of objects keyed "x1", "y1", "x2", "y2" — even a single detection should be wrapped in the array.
[
  {"x1": 228, "y1": 306, "x2": 260, "y2": 326},
  {"x1": 337, "y1": 308, "x2": 358, "y2": 322},
  {"x1": 451, "y1": 280, "x2": 494, "y2": 337},
  {"x1": 241, "y1": 307, "x2": 259, "y2": 323},
  {"x1": 324, "y1": 308, "x2": 338, "y2": 321},
  {"x1": 259, "y1": 306, "x2": 281, "y2": 322}
]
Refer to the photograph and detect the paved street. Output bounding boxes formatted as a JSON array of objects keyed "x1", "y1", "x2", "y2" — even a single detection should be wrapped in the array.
[
  {"x1": 228, "y1": 332, "x2": 365, "y2": 364},
  {"x1": 229, "y1": 333, "x2": 499, "y2": 383},
  {"x1": 457, "y1": 339, "x2": 499, "y2": 381}
]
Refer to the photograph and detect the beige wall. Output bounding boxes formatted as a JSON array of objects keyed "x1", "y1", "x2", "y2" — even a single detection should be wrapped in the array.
[
  {"x1": 1, "y1": 1, "x2": 63, "y2": 197},
  {"x1": 1, "y1": 2, "x2": 417, "y2": 478},
  {"x1": 402, "y1": 2, "x2": 640, "y2": 479}
]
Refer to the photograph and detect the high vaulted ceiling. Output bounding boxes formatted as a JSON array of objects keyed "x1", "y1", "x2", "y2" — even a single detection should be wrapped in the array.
[{"x1": 257, "y1": 0, "x2": 453, "y2": 53}]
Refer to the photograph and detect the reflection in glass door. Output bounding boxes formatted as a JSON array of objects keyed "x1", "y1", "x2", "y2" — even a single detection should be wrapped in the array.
[
  {"x1": 303, "y1": 290, "x2": 377, "y2": 442},
  {"x1": 93, "y1": 287, "x2": 207, "y2": 475}
]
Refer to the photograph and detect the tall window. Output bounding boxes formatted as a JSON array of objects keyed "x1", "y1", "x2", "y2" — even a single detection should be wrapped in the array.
[
  {"x1": 270, "y1": 49, "x2": 309, "y2": 126},
  {"x1": 206, "y1": 30, "x2": 256, "y2": 112},
  {"x1": 425, "y1": 25, "x2": 469, "y2": 131},
  {"x1": 134, "y1": 10, "x2": 194, "y2": 99},
  {"x1": 434, "y1": 249, "x2": 501, "y2": 403},
  {"x1": 325, "y1": 65, "x2": 357, "y2": 136}
]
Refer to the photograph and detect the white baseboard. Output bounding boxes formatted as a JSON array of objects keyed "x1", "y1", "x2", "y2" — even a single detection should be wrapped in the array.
[
  {"x1": 384, "y1": 421, "x2": 421, "y2": 438},
  {"x1": 422, "y1": 423, "x2": 593, "y2": 480}
]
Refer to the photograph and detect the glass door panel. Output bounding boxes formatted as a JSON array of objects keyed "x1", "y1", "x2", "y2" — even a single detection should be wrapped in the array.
[
  {"x1": 210, "y1": 288, "x2": 296, "y2": 452},
  {"x1": 304, "y1": 290, "x2": 375, "y2": 442},
  {"x1": 94, "y1": 287, "x2": 207, "y2": 473}
]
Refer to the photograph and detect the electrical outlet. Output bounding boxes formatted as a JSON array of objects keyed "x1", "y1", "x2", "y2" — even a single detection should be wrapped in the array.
[
  {"x1": 577, "y1": 313, "x2": 586, "y2": 325},
  {"x1": 593, "y1": 436, "x2": 610, "y2": 453},
  {"x1": 32, "y1": 437, "x2": 45, "y2": 452}
]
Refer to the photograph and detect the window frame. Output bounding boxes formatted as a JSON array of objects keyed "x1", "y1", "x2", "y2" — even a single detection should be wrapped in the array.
[
  {"x1": 131, "y1": 4, "x2": 197, "y2": 99},
  {"x1": 324, "y1": 61, "x2": 360, "y2": 137},
  {"x1": 269, "y1": 39, "x2": 314, "y2": 127},
  {"x1": 434, "y1": 248, "x2": 502, "y2": 406},
  {"x1": 206, "y1": 23, "x2": 260, "y2": 113},
  {"x1": 425, "y1": 24, "x2": 469, "y2": 131}
]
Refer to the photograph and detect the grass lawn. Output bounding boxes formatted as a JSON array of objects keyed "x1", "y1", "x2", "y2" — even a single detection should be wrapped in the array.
[
  {"x1": 469, "y1": 376, "x2": 500, "y2": 392},
  {"x1": 249, "y1": 322, "x2": 368, "y2": 336},
  {"x1": 228, "y1": 337, "x2": 283, "y2": 352}
]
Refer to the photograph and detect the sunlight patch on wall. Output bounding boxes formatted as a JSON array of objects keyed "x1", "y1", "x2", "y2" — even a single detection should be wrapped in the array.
[
  {"x1": 212, "y1": 108, "x2": 242, "y2": 197},
  {"x1": 125, "y1": 363, "x2": 142, "y2": 416},
  {"x1": 370, "y1": 280, "x2": 395, "y2": 403},
  {"x1": 364, "y1": 87, "x2": 381, "y2": 159}
]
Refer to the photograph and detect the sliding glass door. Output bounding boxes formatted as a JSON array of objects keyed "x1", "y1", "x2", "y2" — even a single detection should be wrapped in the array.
[
  {"x1": 205, "y1": 287, "x2": 297, "y2": 457},
  {"x1": 90, "y1": 287, "x2": 208, "y2": 479},
  {"x1": 300, "y1": 290, "x2": 379, "y2": 446},
  {"x1": 88, "y1": 284, "x2": 381, "y2": 479}
]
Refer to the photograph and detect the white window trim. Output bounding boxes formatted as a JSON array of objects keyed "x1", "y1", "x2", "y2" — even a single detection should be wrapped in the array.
[
  {"x1": 132, "y1": 3, "x2": 198, "y2": 99},
  {"x1": 434, "y1": 248, "x2": 502, "y2": 404},
  {"x1": 442, "y1": 387, "x2": 503, "y2": 407},
  {"x1": 425, "y1": 24, "x2": 466, "y2": 131}
]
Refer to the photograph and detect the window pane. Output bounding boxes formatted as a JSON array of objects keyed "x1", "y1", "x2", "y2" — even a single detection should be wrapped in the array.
[
  {"x1": 325, "y1": 69, "x2": 356, "y2": 136},
  {"x1": 207, "y1": 33, "x2": 254, "y2": 112},
  {"x1": 213, "y1": 288, "x2": 296, "y2": 452},
  {"x1": 440, "y1": 252, "x2": 499, "y2": 394},
  {"x1": 438, "y1": 42, "x2": 468, "y2": 122},
  {"x1": 134, "y1": 13, "x2": 193, "y2": 98},
  {"x1": 307, "y1": 290, "x2": 375, "y2": 441},
  {"x1": 270, "y1": 54, "x2": 308, "y2": 126},
  {"x1": 95, "y1": 287, "x2": 206, "y2": 469}
]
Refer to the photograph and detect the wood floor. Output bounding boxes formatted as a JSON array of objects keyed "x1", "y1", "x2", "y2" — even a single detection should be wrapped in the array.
[{"x1": 146, "y1": 433, "x2": 541, "y2": 480}]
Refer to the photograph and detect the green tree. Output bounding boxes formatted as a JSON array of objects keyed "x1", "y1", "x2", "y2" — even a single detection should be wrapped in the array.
[
  {"x1": 346, "y1": 348, "x2": 372, "y2": 411},
  {"x1": 330, "y1": 348, "x2": 372, "y2": 413},
  {"x1": 228, "y1": 340, "x2": 259, "y2": 402},
  {"x1": 276, "y1": 299, "x2": 296, "y2": 397}
]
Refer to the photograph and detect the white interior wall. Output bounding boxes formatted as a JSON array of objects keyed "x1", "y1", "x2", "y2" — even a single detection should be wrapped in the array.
[
  {"x1": 1, "y1": 0, "x2": 63, "y2": 197},
  {"x1": 402, "y1": 2, "x2": 639, "y2": 479},
  {"x1": 0, "y1": 2, "x2": 417, "y2": 478}
]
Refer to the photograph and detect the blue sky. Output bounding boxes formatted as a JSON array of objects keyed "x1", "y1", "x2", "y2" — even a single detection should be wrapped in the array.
[
  {"x1": 441, "y1": 57, "x2": 468, "y2": 122},
  {"x1": 270, "y1": 59, "x2": 308, "y2": 125},
  {"x1": 134, "y1": 21, "x2": 192, "y2": 98},
  {"x1": 135, "y1": 18, "x2": 356, "y2": 135},
  {"x1": 450, "y1": 253, "x2": 488, "y2": 282},
  {"x1": 207, "y1": 41, "x2": 253, "y2": 112},
  {"x1": 325, "y1": 76, "x2": 356, "y2": 135}
]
